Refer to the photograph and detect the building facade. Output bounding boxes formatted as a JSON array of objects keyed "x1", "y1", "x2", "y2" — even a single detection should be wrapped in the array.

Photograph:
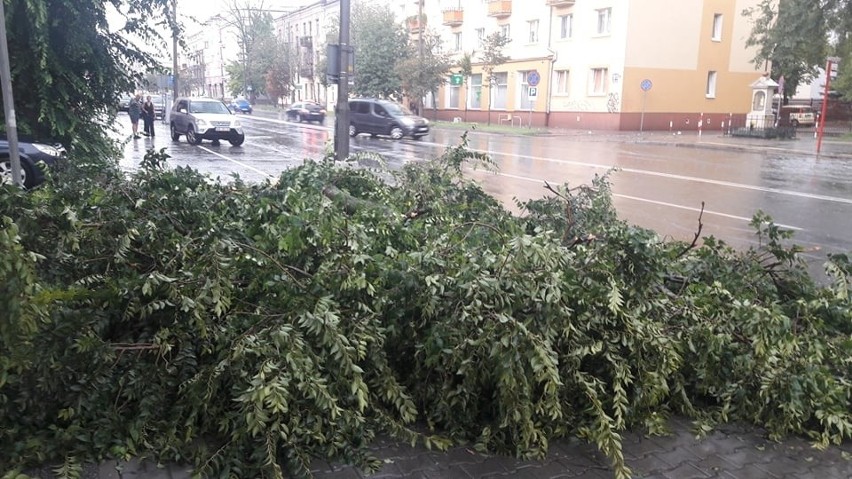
[
  {"x1": 274, "y1": 0, "x2": 340, "y2": 109},
  {"x1": 182, "y1": 15, "x2": 241, "y2": 101},
  {"x1": 399, "y1": 0, "x2": 766, "y2": 131}
]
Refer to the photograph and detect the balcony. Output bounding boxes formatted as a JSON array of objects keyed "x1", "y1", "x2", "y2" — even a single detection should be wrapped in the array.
[
  {"x1": 545, "y1": 0, "x2": 575, "y2": 7},
  {"x1": 442, "y1": 8, "x2": 463, "y2": 27},
  {"x1": 406, "y1": 14, "x2": 426, "y2": 33},
  {"x1": 487, "y1": 0, "x2": 511, "y2": 18}
]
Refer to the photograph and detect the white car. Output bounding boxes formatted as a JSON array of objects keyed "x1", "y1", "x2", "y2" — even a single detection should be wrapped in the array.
[{"x1": 169, "y1": 97, "x2": 245, "y2": 146}]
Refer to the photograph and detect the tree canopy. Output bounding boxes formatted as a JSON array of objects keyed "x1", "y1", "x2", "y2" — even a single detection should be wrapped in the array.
[
  {"x1": 396, "y1": 30, "x2": 453, "y2": 112},
  {"x1": 327, "y1": 0, "x2": 408, "y2": 99},
  {"x1": 745, "y1": 0, "x2": 851, "y2": 100},
  {"x1": 1, "y1": 0, "x2": 177, "y2": 156},
  {"x1": 223, "y1": 0, "x2": 277, "y2": 100}
]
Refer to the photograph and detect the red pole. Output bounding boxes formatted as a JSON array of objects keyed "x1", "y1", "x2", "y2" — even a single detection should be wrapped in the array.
[{"x1": 816, "y1": 58, "x2": 835, "y2": 154}]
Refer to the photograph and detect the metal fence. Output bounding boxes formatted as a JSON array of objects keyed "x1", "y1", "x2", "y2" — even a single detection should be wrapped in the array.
[{"x1": 724, "y1": 118, "x2": 798, "y2": 139}]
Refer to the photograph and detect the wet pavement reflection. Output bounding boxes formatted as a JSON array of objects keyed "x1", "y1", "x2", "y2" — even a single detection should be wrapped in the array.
[{"x1": 115, "y1": 111, "x2": 852, "y2": 279}]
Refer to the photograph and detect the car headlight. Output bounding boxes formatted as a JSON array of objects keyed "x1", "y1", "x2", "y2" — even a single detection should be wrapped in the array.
[
  {"x1": 423, "y1": 119, "x2": 430, "y2": 125},
  {"x1": 196, "y1": 119, "x2": 207, "y2": 127},
  {"x1": 400, "y1": 118, "x2": 415, "y2": 126},
  {"x1": 233, "y1": 120, "x2": 242, "y2": 128},
  {"x1": 32, "y1": 143, "x2": 62, "y2": 157}
]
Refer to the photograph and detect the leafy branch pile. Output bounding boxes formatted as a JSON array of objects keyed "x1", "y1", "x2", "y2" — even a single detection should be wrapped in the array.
[{"x1": 1, "y1": 141, "x2": 850, "y2": 479}]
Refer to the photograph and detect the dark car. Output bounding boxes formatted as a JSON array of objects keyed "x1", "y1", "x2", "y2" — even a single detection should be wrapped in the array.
[
  {"x1": 229, "y1": 99, "x2": 253, "y2": 114},
  {"x1": 0, "y1": 137, "x2": 67, "y2": 188},
  {"x1": 170, "y1": 97, "x2": 245, "y2": 146},
  {"x1": 285, "y1": 102, "x2": 326, "y2": 124},
  {"x1": 348, "y1": 99, "x2": 429, "y2": 140},
  {"x1": 152, "y1": 96, "x2": 166, "y2": 119}
]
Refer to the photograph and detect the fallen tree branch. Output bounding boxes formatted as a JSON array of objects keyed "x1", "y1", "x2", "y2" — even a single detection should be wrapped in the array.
[{"x1": 675, "y1": 201, "x2": 705, "y2": 259}]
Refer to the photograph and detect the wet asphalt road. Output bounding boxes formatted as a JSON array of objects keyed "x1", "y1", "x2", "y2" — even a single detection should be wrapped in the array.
[{"x1": 115, "y1": 111, "x2": 852, "y2": 276}]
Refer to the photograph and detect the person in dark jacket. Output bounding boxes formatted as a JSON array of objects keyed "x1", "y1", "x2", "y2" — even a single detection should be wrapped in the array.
[
  {"x1": 142, "y1": 95, "x2": 155, "y2": 137},
  {"x1": 128, "y1": 94, "x2": 142, "y2": 139}
]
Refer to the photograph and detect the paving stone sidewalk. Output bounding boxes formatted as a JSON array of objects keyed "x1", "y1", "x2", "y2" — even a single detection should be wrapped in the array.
[{"x1": 26, "y1": 417, "x2": 851, "y2": 479}]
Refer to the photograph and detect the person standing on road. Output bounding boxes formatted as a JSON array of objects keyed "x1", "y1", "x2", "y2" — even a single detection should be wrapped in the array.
[
  {"x1": 128, "y1": 93, "x2": 142, "y2": 139},
  {"x1": 142, "y1": 95, "x2": 155, "y2": 137}
]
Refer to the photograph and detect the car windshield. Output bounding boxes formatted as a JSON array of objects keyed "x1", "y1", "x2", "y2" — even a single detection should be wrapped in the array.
[
  {"x1": 190, "y1": 101, "x2": 230, "y2": 114},
  {"x1": 381, "y1": 102, "x2": 412, "y2": 116}
]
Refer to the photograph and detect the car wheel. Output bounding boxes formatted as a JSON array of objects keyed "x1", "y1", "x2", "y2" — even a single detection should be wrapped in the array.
[
  {"x1": 349, "y1": 124, "x2": 358, "y2": 137},
  {"x1": 389, "y1": 126, "x2": 404, "y2": 140},
  {"x1": 186, "y1": 126, "x2": 202, "y2": 145},
  {"x1": 229, "y1": 134, "x2": 245, "y2": 146},
  {"x1": 318, "y1": 117, "x2": 325, "y2": 125},
  {"x1": 1, "y1": 156, "x2": 35, "y2": 188},
  {"x1": 295, "y1": 113, "x2": 302, "y2": 122},
  {"x1": 170, "y1": 123, "x2": 180, "y2": 141}
]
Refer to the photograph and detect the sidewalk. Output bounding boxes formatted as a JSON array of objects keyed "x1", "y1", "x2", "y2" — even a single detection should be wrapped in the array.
[{"x1": 26, "y1": 416, "x2": 852, "y2": 478}]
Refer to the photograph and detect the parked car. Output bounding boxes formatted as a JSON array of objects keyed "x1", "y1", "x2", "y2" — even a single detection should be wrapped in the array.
[
  {"x1": 778, "y1": 105, "x2": 816, "y2": 127},
  {"x1": 285, "y1": 102, "x2": 326, "y2": 124},
  {"x1": 118, "y1": 94, "x2": 133, "y2": 112},
  {"x1": 169, "y1": 97, "x2": 245, "y2": 146},
  {"x1": 152, "y1": 96, "x2": 166, "y2": 119},
  {"x1": 229, "y1": 99, "x2": 253, "y2": 114},
  {"x1": 0, "y1": 137, "x2": 67, "y2": 188},
  {"x1": 348, "y1": 99, "x2": 429, "y2": 140}
]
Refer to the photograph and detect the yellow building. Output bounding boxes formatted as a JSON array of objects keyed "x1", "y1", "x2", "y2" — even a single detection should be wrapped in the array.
[{"x1": 401, "y1": 0, "x2": 767, "y2": 131}]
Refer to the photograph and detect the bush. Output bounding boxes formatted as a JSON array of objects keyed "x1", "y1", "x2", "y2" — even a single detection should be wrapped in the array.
[{"x1": 1, "y1": 139, "x2": 849, "y2": 479}]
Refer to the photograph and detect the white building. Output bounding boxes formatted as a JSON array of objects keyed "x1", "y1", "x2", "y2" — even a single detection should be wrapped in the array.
[
  {"x1": 275, "y1": 0, "x2": 340, "y2": 109},
  {"x1": 182, "y1": 15, "x2": 242, "y2": 100}
]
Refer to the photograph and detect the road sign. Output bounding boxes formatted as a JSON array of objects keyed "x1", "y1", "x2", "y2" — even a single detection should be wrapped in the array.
[
  {"x1": 640, "y1": 79, "x2": 653, "y2": 91},
  {"x1": 528, "y1": 87, "x2": 538, "y2": 99},
  {"x1": 528, "y1": 70, "x2": 541, "y2": 87},
  {"x1": 450, "y1": 74, "x2": 463, "y2": 86}
]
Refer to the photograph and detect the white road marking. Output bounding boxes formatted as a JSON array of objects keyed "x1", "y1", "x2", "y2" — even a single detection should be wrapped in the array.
[
  {"x1": 196, "y1": 145, "x2": 273, "y2": 178},
  {"x1": 471, "y1": 169, "x2": 804, "y2": 231},
  {"x1": 450, "y1": 144, "x2": 852, "y2": 205}
]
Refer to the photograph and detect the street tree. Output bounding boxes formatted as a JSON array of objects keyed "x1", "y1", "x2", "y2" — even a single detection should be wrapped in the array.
[
  {"x1": 1, "y1": 0, "x2": 178, "y2": 156},
  {"x1": 222, "y1": 0, "x2": 276, "y2": 101},
  {"x1": 456, "y1": 51, "x2": 474, "y2": 121},
  {"x1": 396, "y1": 29, "x2": 453, "y2": 116},
  {"x1": 744, "y1": 0, "x2": 851, "y2": 100},
  {"x1": 328, "y1": 0, "x2": 409, "y2": 99},
  {"x1": 479, "y1": 31, "x2": 510, "y2": 125},
  {"x1": 265, "y1": 37, "x2": 296, "y2": 107}
]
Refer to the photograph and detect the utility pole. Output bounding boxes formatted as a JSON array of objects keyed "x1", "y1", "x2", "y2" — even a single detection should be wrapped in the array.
[
  {"x1": 816, "y1": 57, "x2": 839, "y2": 154},
  {"x1": 417, "y1": 0, "x2": 424, "y2": 115},
  {"x1": 0, "y1": 0, "x2": 23, "y2": 187},
  {"x1": 334, "y1": 0, "x2": 351, "y2": 161},
  {"x1": 172, "y1": 0, "x2": 179, "y2": 102}
]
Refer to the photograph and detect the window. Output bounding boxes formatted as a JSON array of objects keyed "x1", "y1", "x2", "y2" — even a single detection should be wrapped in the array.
[
  {"x1": 448, "y1": 81, "x2": 460, "y2": 109},
  {"x1": 373, "y1": 104, "x2": 389, "y2": 117},
  {"x1": 589, "y1": 68, "x2": 608, "y2": 95},
  {"x1": 500, "y1": 24, "x2": 511, "y2": 41},
  {"x1": 712, "y1": 14, "x2": 723, "y2": 41},
  {"x1": 492, "y1": 72, "x2": 508, "y2": 109},
  {"x1": 476, "y1": 28, "x2": 485, "y2": 41},
  {"x1": 453, "y1": 32, "x2": 462, "y2": 52},
  {"x1": 528, "y1": 20, "x2": 539, "y2": 43},
  {"x1": 519, "y1": 71, "x2": 534, "y2": 109},
  {"x1": 596, "y1": 8, "x2": 611, "y2": 35},
  {"x1": 706, "y1": 71, "x2": 717, "y2": 98},
  {"x1": 555, "y1": 70, "x2": 569, "y2": 95},
  {"x1": 469, "y1": 74, "x2": 483, "y2": 109},
  {"x1": 559, "y1": 14, "x2": 573, "y2": 39}
]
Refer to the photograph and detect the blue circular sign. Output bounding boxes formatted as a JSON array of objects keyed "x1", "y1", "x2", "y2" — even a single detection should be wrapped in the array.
[
  {"x1": 640, "y1": 79, "x2": 653, "y2": 91},
  {"x1": 528, "y1": 70, "x2": 541, "y2": 87}
]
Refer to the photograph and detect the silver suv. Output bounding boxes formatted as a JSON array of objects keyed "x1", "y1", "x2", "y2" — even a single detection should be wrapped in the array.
[{"x1": 170, "y1": 97, "x2": 245, "y2": 146}]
